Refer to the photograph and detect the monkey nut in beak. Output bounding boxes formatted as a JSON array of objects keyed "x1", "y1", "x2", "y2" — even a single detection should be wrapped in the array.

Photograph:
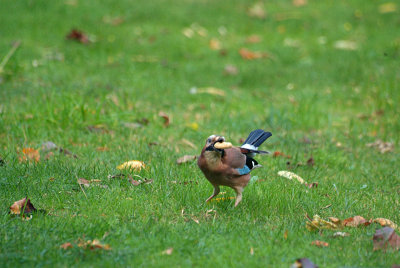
[{"x1": 214, "y1": 141, "x2": 233, "y2": 149}]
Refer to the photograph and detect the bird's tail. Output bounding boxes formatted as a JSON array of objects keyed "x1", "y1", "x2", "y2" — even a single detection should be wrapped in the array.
[{"x1": 241, "y1": 129, "x2": 272, "y2": 154}]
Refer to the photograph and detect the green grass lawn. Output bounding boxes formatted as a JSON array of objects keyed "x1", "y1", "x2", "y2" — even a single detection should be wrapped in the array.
[{"x1": 1, "y1": 0, "x2": 400, "y2": 266}]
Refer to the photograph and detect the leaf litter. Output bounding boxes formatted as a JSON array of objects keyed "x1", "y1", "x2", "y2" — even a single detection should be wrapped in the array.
[
  {"x1": 306, "y1": 214, "x2": 399, "y2": 231},
  {"x1": 10, "y1": 197, "x2": 37, "y2": 216}
]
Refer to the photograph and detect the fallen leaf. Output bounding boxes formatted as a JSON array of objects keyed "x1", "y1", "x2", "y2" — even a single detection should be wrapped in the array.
[
  {"x1": 366, "y1": 139, "x2": 394, "y2": 153},
  {"x1": 247, "y1": 2, "x2": 266, "y2": 19},
  {"x1": 291, "y1": 258, "x2": 318, "y2": 268},
  {"x1": 373, "y1": 218, "x2": 398, "y2": 229},
  {"x1": 66, "y1": 29, "x2": 90, "y2": 44},
  {"x1": 305, "y1": 182, "x2": 318, "y2": 188},
  {"x1": 284, "y1": 230, "x2": 288, "y2": 239},
  {"x1": 187, "y1": 122, "x2": 199, "y2": 131},
  {"x1": 239, "y1": 48, "x2": 268, "y2": 60},
  {"x1": 117, "y1": 160, "x2": 145, "y2": 171},
  {"x1": 306, "y1": 157, "x2": 315, "y2": 166},
  {"x1": 311, "y1": 240, "x2": 329, "y2": 247},
  {"x1": 19, "y1": 148, "x2": 40, "y2": 162},
  {"x1": 277, "y1": 170, "x2": 306, "y2": 184},
  {"x1": 158, "y1": 111, "x2": 170, "y2": 127},
  {"x1": 250, "y1": 247, "x2": 254, "y2": 255},
  {"x1": 273, "y1": 151, "x2": 291, "y2": 158},
  {"x1": 162, "y1": 247, "x2": 173, "y2": 255},
  {"x1": 343, "y1": 216, "x2": 370, "y2": 227},
  {"x1": 224, "y1": 64, "x2": 238, "y2": 75},
  {"x1": 379, "y1": 3, "x2": 397, "y2": 13},
  {"x1": 373, "y1": 227, "x2": 400, "y2": 251},
  {"x1": 77, "y1": 239, "x2": 111, "y2": 250},
  {"x1": 96, "y1": 146, "x2": 109, "y2": 152},
  {"x1": 190, "y1": 87, "x2": 226, "y2": 96},
  {"x1": 246, "y1": 35, "x2": 261, "y2": 43},
  {"x1": 177, "y1": 155, "x2": 197, "y2": 164},
  {"x1": 333, "y1": 232, "x2": 350, "y2": 237},
  {"x1": 209, "y1": 38, "x2": 221, "y2": 50},
  {"x1": 10, "y1": 197, "x2": 37, "y2": 215},
  {"x1": 77, "y1": 178, "x2": 90, "y2": 188},
  {"x1": 306, "y1": 215, "x2": 339, "y2": 231},
  {"x1": 60, "y1": 242, "x2": 73, "y2": 249},
  {"x1": 333, "y1": 40, "x2": 358, "y2": 51},
  {"x1": 293, "y1": 0, "x2": 307, "y2": 6}
]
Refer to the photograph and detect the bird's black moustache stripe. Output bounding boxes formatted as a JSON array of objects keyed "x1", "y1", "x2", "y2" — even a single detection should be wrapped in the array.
[{"x1": 205, "y1": 145, "x2": 225, "y2": 157}]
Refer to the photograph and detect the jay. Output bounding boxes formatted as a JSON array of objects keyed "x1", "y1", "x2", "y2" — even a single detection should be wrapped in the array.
[{"x1": 197, "y1": 129, "x2": 272, "y2": 207}]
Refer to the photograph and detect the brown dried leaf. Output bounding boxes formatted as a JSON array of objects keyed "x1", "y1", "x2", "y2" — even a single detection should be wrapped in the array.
[
  {"x1": 60, "y1": 242, "x2": 73, "y2": 249},
  {"x1": 77, "y1": 178, "x2": 90, "y2": 188},
  {"x1": 96, "y1": 146, "x2": 109, "y2": 152},
  {"x1": 373, "y1": 227, "x2": 400, "y2": 251},
  {"x1": 177, "y1": 155, "x2": 197, "y2": 164},
  {"x1": 66, "y1": 29, "x2": 89, "y2": 44},
  {"x1": 158, "y1": 111, "x2": 170, "y2": 127},
  {"x1": 305, "y1": 182, "x2": 318, "y2": 188},
  {"x1": 19, "y1": 148, "x2": 40, "y2": 163},
  {"x1": 10, "y1": 197, "x2": 37, "y2": 215},
  {"x1": 342, "y1": 216, "x2": 370, "y2": 227},
  {"x1": 239, "y1": 48, "x2": 268, "y2": 60},
  {"x1": 306, "y1": 157, "x2": 315, "y2": 166},
  {"x1": 311, "y1": 240, "x2": 329, "y2": 247}
]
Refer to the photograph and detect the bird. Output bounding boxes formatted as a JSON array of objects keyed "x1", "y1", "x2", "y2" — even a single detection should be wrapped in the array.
[{"x1": 197, "y1": 129, "x2": 272, "y2": 207}]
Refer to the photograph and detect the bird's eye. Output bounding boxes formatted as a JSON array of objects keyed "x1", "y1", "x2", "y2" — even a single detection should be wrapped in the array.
[{"x1": 207, "y1": 138, "x2": 211, "y2": 143}]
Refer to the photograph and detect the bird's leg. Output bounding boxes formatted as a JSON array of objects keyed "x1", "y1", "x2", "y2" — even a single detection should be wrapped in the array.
[
  {"x1": 206, "y1": 185, "x2": 220, "y2": 203},
  {"x1": 234, "y1": 187, "x2": 244, "y2": 207}
]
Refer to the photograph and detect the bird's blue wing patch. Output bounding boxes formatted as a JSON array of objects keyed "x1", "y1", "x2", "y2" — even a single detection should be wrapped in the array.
[{"x1": 236, "y1": 165, "x2": 251, "y2": 175}]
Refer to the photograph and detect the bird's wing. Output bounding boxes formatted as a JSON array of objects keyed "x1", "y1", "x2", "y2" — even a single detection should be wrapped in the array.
[{"x1": 221, "y1": 147, "x2": 246, "y2": 169}]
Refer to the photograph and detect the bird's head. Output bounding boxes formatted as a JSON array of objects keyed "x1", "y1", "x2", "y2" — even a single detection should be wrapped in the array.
[{"x1": 203, "y1": 135, "x2": 232, "y2": 155}]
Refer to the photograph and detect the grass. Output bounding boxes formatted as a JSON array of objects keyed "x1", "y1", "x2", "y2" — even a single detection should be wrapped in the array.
[{"x1": 1, "y1": 0, "x2": 399, "y2": 266}]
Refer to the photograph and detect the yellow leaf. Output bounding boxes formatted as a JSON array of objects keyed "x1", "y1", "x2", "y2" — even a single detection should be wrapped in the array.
[
  {"x1": 277, "y1": 171, "x2": 306, "y2": 184},
  {"x1": 373, "y1": 218, "x2": 398, "y2": 229},
  {"x1": 187, "y1": 122, "x2": 199, "y2": 131},
  {"x1": 117, "y1": 160, "x2": 145, "y2": 171},
  {"x1": 379, "y1": 3, "x2": 397, "y2": 13}
]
